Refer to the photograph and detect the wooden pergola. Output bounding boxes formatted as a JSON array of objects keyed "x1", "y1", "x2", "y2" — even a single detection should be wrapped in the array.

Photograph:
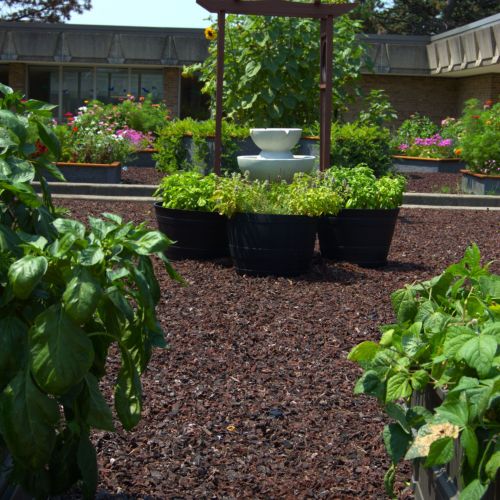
[{"x1": 196, "y1": 0, "x2": 356, "y2": 174}]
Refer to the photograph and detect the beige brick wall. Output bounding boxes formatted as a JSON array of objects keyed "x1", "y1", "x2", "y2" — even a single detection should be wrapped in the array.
[
  {"x1": 345, "y1": 73, "x2": 500, "y2": 126},
  {"x1": 456, "y1": 74, "x2": 500, "y2": 113},
  {"x1": 345, "y1": 74, "x2": 460, "y2": 125},
  {"x1": 8, "y1": 63, "x2": 27, "y2": 93},
  {"x1": 164, "y1": 67, "x2": 181, "y2": 117}
]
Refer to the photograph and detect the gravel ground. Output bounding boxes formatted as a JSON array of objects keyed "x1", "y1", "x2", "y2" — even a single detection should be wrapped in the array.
[
  {"x1": 121, "y1": 167, "x2": 465, "y2": 195},
  {"x1": 56, "y1": 199, "x2": 499, "y2": 499}
]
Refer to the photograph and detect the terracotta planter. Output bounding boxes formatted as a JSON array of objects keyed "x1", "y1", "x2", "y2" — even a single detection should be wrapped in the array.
[
  {"x1": 49, "y1": 161, "x2": 122, "y2": 183},
  {"x1": 460, "y1": 169, "x2": 500, "y2": 195},
  {"x1": 392, "y1": 155, "x2": 465, "y2": 173},
  {"x1": 126, "y1": 149, "x2": 158, "y2": 168}
]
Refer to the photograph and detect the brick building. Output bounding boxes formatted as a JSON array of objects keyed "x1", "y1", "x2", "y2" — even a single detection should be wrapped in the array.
[{"x1": 0, "y1": 13, "x2": 498, "y2": 124}]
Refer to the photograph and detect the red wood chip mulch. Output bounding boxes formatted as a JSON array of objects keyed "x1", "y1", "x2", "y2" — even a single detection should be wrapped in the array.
[{"x1": 57, "y1": 200, "x2": 499, "y2": 499}]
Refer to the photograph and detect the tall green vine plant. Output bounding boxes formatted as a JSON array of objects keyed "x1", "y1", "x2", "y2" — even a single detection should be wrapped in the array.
[
  {"x1": 184, "y1": 3, "x2": 365, "y2": 126},
  {"x1": 0, "y1": 84, "x2": 180, "y2": 498}
]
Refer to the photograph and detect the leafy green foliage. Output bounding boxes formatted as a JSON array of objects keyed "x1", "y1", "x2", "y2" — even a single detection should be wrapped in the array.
[
  {"x1": 154, "y1": 118, "x2": 249, "y2": 174},
  {"x1": 349, "y1": 245, "x2": 500, "y2": 497},
  {"x1": 330, "y1": 122, "x2": 392, "y2": 176},
  {"x1": 0, "y1": 84, "x2": 179, "y2": 498},
  {"x1": 184, "y1": 11, "x2": 365, "y2": 126},
  {"x1": 213, "y1": 173, "x2": 343, "y2": 217},
  {"x1": 458, "y1": 99, "x2": 500, "y2": 175},
  {"x1": 154, "y1": 171, "x2": 220, "y2": 212},
  {"x1": 324, "y1": 165, "x2": 407, "y2": 209}
]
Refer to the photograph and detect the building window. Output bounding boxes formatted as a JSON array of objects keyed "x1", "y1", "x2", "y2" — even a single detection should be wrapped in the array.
[
  {"x1": 131, "y1": 70, "x2": 163, "y2": 101},
  {"x1": 181, "y1": 75, "x2": 210, "y2": 120},
  {"x1": 0, "y1": 65, "x2": 8, "y2": 87},
  {"x1": 28, "y1": 66, "x2": 59, "y2": 105},
  {"x1": 62, "y1": 67, "x2": 94, "y2": 112}
]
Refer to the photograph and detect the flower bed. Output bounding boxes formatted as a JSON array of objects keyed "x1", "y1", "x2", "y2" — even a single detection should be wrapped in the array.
[
  {"x1": 460, "y1": 169, "x2": 500, "y2": 195},
  {"x1": 392, "y1": 155, "x2": 465, "y2": 173},
  {"x1": 52, "y1": 161, "x2": 122, "y2": 183}
]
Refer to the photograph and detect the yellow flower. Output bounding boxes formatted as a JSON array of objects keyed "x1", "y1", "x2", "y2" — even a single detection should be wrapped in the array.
[
  {"x1": 205, "y1": 27, "x2": 217, "y2": 41},
  {"x1": 226, "y1": 424, "x2": 236, "y2": 432}
]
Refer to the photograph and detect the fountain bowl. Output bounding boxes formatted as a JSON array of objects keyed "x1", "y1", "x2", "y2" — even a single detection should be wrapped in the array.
[
  {"x1": 237, "y1": 155, "x2": 315, "y2": 183},
  {"x1": 250, "y1": 128, "x2": 302, "y2": 152}
]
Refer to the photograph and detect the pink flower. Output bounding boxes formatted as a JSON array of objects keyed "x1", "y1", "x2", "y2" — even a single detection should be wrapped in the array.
[{"x1": 398, "y1": 143, "x2": 409, "y2": 151}]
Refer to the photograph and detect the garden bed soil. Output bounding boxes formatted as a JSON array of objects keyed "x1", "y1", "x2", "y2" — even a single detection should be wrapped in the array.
[
  {"x1": 51, "y1": 199, "x2": 499, "y2": 499},
  {"x1": 122, "y1": 167, "x2": 465, "y2": 197}
]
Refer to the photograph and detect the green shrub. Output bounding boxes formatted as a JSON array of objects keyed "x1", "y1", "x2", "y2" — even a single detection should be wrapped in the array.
[
  {"x1": 154, "y1": 119, "x2": 249, "y2": 174},
  {"x1": 330, "y1": 123, "x2": 392, "y2": 176}
]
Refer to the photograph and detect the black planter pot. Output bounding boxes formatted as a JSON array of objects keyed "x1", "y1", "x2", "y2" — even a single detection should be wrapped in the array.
[
  {"x1": 227, "y1": 213, "x2": 317, "y2": 277},
  {"x1": 154, "y1": 203, "x2": 229, "y2": 260},
  {"x1": 318, "y1": 208, "x2": 399, "y2": 267}
]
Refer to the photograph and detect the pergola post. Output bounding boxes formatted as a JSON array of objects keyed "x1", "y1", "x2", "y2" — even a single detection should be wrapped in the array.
[
  {"x1": 319, "y1": 15, "x2": 334, "y2": 171},
  {"x1": 214, "y1": 10, "x2": 226, "y2": 175}
]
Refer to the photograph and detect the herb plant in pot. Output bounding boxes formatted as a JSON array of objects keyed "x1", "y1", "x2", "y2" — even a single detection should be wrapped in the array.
[
  {"x1": 213, "y1": 173, "x2": 342, "y2": 277},
  {"x1": 318, "y1": 166, "x2": 406, "y2": 267},
  {"x1": 154, "y1": 171, "x2": 229, "y2": 260}
]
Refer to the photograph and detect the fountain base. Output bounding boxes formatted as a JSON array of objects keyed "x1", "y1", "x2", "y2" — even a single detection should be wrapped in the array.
[{"x1": 237, "y1": 155, "x2": 315, "y2": 182}]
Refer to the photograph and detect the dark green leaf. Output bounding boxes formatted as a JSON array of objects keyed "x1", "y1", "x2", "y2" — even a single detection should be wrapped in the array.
[
  {"x1": 411, "y1": 370, "x2": 429, "y2": 391},
  {"x1": 436, "y1": 400, "x2": 469, "y2": 427},
  {"x1": 83, "y1": 374, "x2": 114, "y2": 432},
  {"x1": 77, "y1": 432, "x2": 98, "y2": 500},
  {"x1": 383, "y1": 423, "x2": 412, "y2": 463},
  {"x1": 391, "y1": 287, "x2": 417, "y2": 323},
  {"x1": 30, "y1": 305, "x2": 94, "y2": 394},
  {"x1": 0, "y1": 109, "x2": 27, "y2": 141},
  {"x1": 0, "y1": 316, "x2": 28, "y2": 388},
  {"x1": 386, "y1": 372, "x2": 412, "y2": 402},
  {"x1": 8, "y1": 255, "x2": 48, "y2": 299},
  {"x1": 485, "y1": 451, "x2": 500, "y2": 481},
  {"x1": 353, "y1": 370, "x2": 385, "y2": 400},
  {"x1": 0, "y1": 370, "x2": 59, "y2": 469},
  {"x1": 424, "y1": 437, "x2": 454, "y2": 467},
  {"x1": 460, "y1": 427, "x2": 479, "y2": 467},
  {"x1": 459, "y1": 479, "x2": 488, "y2": 500},
  {"x1": 36, "y1": 120, "x2": 61, "y2": 158},
  {"x1": 458, "y1": 335, "x2": 496, "y2": 378},
  {"x1": 80, "y1": 245, "x2": 105, "y2": 267},
  {"x1": 114, "y1": 349, "x2": 142, "y2": 431},
  {"x1": 52, "y1": 218, "x2": 85, "y2": 239},
  {"x1": 383, "y1": 463, "x2": 396, "y2": 499},
  {"x1": 348, "y1": 340, "x2": 380, "y2": 363},
  {"x1": 63, "y1": 268, "x2": 102, "y2": 324}
]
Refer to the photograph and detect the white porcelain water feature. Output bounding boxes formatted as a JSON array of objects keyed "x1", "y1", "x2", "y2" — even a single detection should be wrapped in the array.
[{"x1": 237, "y1": 128, "x2": 315, "y2": 182}]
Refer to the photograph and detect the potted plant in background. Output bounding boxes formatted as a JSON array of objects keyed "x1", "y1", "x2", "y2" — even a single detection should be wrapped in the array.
[
  {"x1": 52, "y1": 122, "x2": 134, "y2": 183},
  {"x1": 318, "y1": 165, "x2": 406, "y2": 267},
  {"x1": 391, "y1": 113, "x2": 464, "y2": 173},
  {"x1": 213, "y1": 173, "x2": 342, "y2": 277},
  {"x1": 154, "y1": 170, "x2": 229, "y2": 260},
  {"x1": 458, "y1": 98, "x2": 500, "y2": 195}
]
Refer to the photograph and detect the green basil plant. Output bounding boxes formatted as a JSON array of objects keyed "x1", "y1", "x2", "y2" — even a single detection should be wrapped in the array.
[
  {"x1": 349, "y1": 244, "x2": 499, "y2": 499},
  {"x1": 0, "y1": 83, "x2": 180, "y2": 498}
]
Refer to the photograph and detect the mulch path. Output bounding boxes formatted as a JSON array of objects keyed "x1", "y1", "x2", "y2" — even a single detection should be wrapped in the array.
[
  {"x1": 121, "y1": 167, "x2": 464, "y2": 195},
  {"x1": 56, "y1": 199, "x2": 499, "y2": 499}
]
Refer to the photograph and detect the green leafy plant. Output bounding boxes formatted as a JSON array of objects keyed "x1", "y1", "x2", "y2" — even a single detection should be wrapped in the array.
[
  {"x1": 154, "y1": 118, "x2": 249, "y2": 174},
  {"x1": 184, "y1": 11, "x2": 365, "y2": 126},
  {"x1": 348, "y1": 244, "x2": 499, "y2": 499},
  {"x1": 154, "y1": 171, "x2": 220, "y2": 212},
  {"x1": 458, "y1": 99, "x2": 500, "y2": 175},
  {"x1": 325, "y1": 165, "x2": 406, "y2": 209},
  {"x1": 357, "y1": 89, "x2": 398, "y2": 128},
  {"x1": 213, "y1": 173, "x2": 343, "y2": 217},
  {"x1": 392, "y1": 113, "x2": 439, "y2": 150},
  {"x1": 330, "y1": 122, "x2": 392, "y2": 176},
  {"x1": 0, "y1": 83, "x2": 180, "y2": 498}
]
